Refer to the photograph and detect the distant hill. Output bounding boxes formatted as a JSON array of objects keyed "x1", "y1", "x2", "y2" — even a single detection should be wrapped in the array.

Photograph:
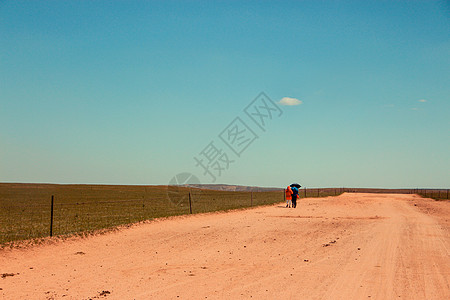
[{"x1": 181, "y1": 184, "x2": 282, "y2": 192}]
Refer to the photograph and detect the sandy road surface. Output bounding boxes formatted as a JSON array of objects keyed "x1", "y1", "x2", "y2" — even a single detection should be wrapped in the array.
[{"x1": 1, "y1": 193, "x2": 449, "y2": 300}]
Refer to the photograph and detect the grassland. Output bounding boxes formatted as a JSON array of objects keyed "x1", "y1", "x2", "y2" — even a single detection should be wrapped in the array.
[
  {"x1": 2, "y1": 183, "x2": 445, "y2": 245},
  {"x1": 0, "y1": 183, "x2": 285, "y2": 244}
]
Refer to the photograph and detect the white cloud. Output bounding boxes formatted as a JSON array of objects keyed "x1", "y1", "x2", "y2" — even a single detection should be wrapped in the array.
[
  {"x1": 418, "y1": 99, "x2": 427, "y2": 102},
  {"x1": 279, "y1": 97, "x2": 302, "y2": 106}
]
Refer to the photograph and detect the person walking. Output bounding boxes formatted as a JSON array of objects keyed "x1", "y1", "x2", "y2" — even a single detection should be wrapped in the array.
[
  {"x1": 285, "y1": 185, "x2": 293, "y2": 208},
  {"x1": 291, "y1": 186, "x2": 299, "y2": 208}
]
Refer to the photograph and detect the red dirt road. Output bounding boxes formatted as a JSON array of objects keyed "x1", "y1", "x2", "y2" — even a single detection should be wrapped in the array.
[{"x1": 1, "y1": 193, "x2": 449, "y2": 299}]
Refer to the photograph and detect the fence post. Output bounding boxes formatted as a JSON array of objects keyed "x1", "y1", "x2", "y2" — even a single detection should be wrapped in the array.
[
  {"x1": 304, "y1": 188, "x2": 307, "y2": 198},
  {"x1": 50, "y1": 195, "x2": 54, "y2": 237},
  {"x1": 317, "y1": 189, "x2": 319, "y2": 197},
  {"x1": 142, "y1": 196, "x2": 145, "y2": 221},
  {"x1": 251, "y1": 191, "x2": 253, "y2": 207},
  {"x1": 188, "y1": 192, "x2": 192, "y2": 214},
  {"x1": 447, "y1": 189, "x2": 449, "y2": 199}
]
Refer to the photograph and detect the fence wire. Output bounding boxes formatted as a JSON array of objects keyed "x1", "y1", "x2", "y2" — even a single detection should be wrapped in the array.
[
  {"x1": 1, "y1": 186, "x2": 446, "y2": 245},
  {"x1": 1, "y1": 187, "x2": 285, "y2": 244}
]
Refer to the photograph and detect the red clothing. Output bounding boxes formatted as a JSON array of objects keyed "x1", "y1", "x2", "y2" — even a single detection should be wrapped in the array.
[{"x1": 285, "y1": 186, "x2": 293, "y2": 200}]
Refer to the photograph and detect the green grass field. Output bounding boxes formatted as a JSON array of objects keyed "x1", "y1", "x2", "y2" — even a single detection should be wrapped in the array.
[
  {"x1": 0, "y1": 183, "x2": 285, "y2": 244},
  {"x1": 4, "y1": 183, "x2": 444, "y2": 245}
]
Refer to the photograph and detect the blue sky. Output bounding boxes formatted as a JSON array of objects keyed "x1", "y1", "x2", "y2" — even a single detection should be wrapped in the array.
[{"x1": 1, "y1": 0, "x2": 449, "y2": 188}]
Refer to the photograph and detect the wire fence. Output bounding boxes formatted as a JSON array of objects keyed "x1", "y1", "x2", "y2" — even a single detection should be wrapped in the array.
[
  {"x1": 1, "y1": 185, "x2": 447, "y2": 245},
  {"x1": 414, "y1": 189, "x2": 449, "y2": 200},
  {"x1": 341, "y1": 188, "x2": 449, "y2": 200},
  {"x1": 0, "y1": 187, "x2": 285, "y2": 244}
]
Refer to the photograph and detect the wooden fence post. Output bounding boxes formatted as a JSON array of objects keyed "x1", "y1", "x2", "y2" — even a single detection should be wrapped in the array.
[
  {"x1": 304, "y1": 188, "x2": 307, "y2": 198},
  {"x1": 50, "y1": 195, "x2": 54, "y2": 237},
  {"x1": 188, "y1": 192, "x2": 193, "y2": 214},
  {"x1": 142, "y1": 196, "x2": 145, "y2": 221},
  {"x1": 251, "y1": 191, "x2": 253, "y2": 207}
]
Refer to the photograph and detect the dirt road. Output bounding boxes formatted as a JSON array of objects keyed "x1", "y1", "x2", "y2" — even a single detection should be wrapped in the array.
[{"x1": 1, "y1": 193, "x2": 449, "y2": 299}]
